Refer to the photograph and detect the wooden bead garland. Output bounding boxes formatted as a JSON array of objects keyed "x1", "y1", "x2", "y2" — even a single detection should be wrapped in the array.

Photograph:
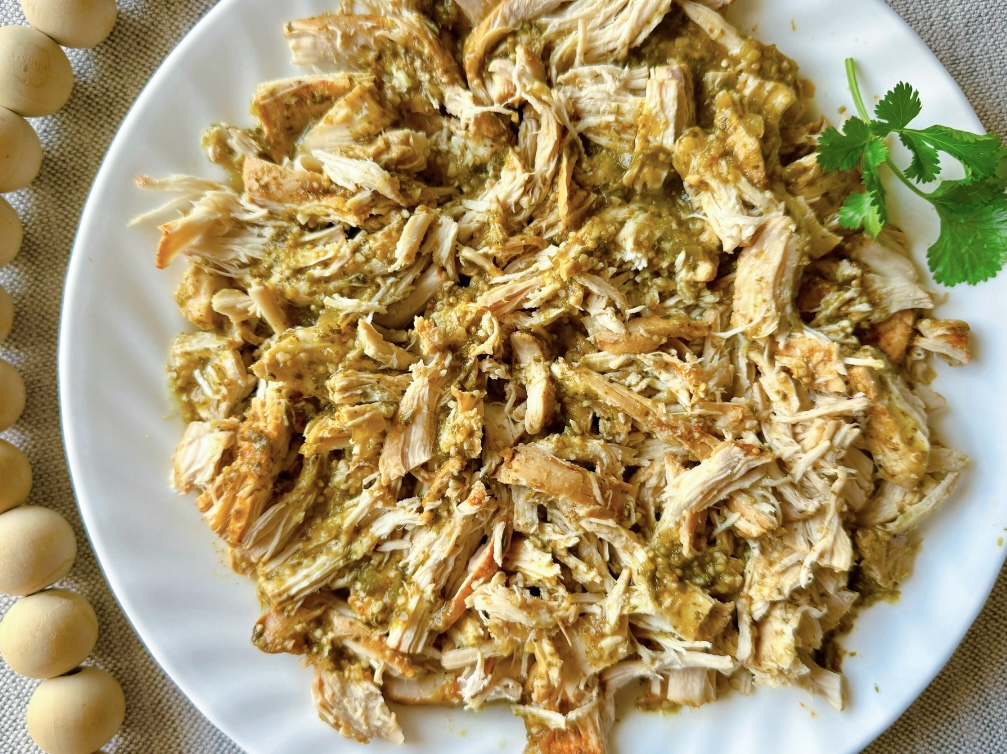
[
  {"x1": 0, "y1": 196, "x2": 22, "y2": 265},
  {"x1": 0, "y1": 25, "x2": 73, "y2": 117},
  {"x1": 0, "y1": 356, "x2": 25, "y2": 431},
  {"x1": 26, "y1": 667, "x2": 126, "y2": 754},
  {"x1": 0, "y1": 4, "x2": 125, "y2": 751},
  {"x1": 0, "y1": 106, "x2": 42, "y2": 192},
  {"x1": 0, "y1": 438, "x2": 31, "y2": 512},
  {"x1": 0, "y1": 506, "x2": 77, "y2": 597},
  {"x1": 0, "y1": 284, "x2": 13, "y2": 341},
  {"x1": 0, "y1": 589, "x2": 98, "y2": 679},
  {"x1": 20, "y1": 0, "x2": 117, "y2": 50}
]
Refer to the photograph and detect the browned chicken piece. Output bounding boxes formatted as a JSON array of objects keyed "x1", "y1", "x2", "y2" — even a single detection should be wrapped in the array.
[
  {"x1": 731, "y1": 216, "x2": 805, "y2": 339},
  {"x1": 848, "y1": 235, "x2": 933, "y2": 321},
  {"x1": 243, "y1": 155, "x2": 328, "y2": 203},
  {"x1": 454, "y1": 0, "x2": 503, "y2": 24},
  {"x1": 196, "y1": 383, "x2": 292, "y2": 545},
  {"x1": 551, "y1": 359, "x2": 718, "y2": 459},
  {"x1": 654, "y1": 440, "x2": 772, "y2": 536},
  {"x1": 672, "y1": 125, "x2": 782, "y2": 253},
  {"x1": 593, "y1": 314, "x2": 707, "y2": 354},
  {"x1": 248, "y1": 283, "x2": 290, "y2": 334},
  {"x1": 175, "y1": 265, "x2": 228, "y2": 330},
  {"x1": 251, "y1": 74, "x2": 362, "y2": 161},
  {"x1": 555, "y1": 65, "x2": 648, "y2": 153},
  {"x1": 252, "y1": 596, "x2": 329, "y2": 655},
  {"x1": 328, "y1": 610, "x2": 417, "y2": 677},
  {"x1": 169, "y1": 332, "x2": 256, "y2": 421},
  {"x1": 773, "y1": 328, "x2": 847, "y2": 393},
  {"x1": 386, "y1": 483, "x2": 496, "y2": 653},
  {"x1": 624, "y1": 64, "x2": 694, "y2": 190},
  {"x1": 374, "y1": 265, "x2": 451, "y2": 329},
  {"x1": 849, "y1": 361, "x2": 930, "y2": 488},
  {"x1": 914, "y1": 318, "x2": 971, "y2": 365},
  {"x1": 464, "y1": 0, "x2": 566, "y2": 99},
  {"x1": 242, "y1": 453, "x2": 329, "y2": 561},
  {"x1": 357, "y1": 320, "x2": 418, "y2": 370},
  {"x1": 379, "y1": 353, "x2": 452, "y2": 482},
  {"x1": 855, "y1": 528, "x2": 915, "y2": 590},
  {"x1": 285, "y1": 12, "x2": 463, "y2": 104},
  {"x1": 312, "y1": 663, "x2": 404, "y2": 744},
  {"x1": 678, "y1": 0, "x2": 745, "y2": 55},
  {"x1": 511, "y1": 332, "x2": 556, "y2": 435},
  {"x1": 440, "y1": 387, "x2": 485, "y2": 459},
  {"x1": 242, "y1": 155, "x2": 400, "y2": 227},
  {"x1": 795, "y1": 274, "x2": 837, "y2": 319},
  {"x1": 540, "y1": 0, "x2": 678, "y2": 71},
  {"x1": 433, "y1": 537, "x2": 502, "y2": 631},
  {"x1": 523, "y1": 709, "x2": 609, "y2": 754},
  {"x1": 299, "y1": 81, "x2": 395, "y2": 152},
  {"x1": 862, "y1": 309, "x2": 916, "y2": 366},
  {"x1": 728, "y1": 490, "x2": 779, "y2": 538},
  {"x1": 748, "y1": 601, "x2": 822, "y2": 689},
  {"x1": 498, "y1": 444, "x2": 621, "y2": 515},
  {"x1": 172, "y1": 418, "x2": 239, "y2": 494},
  {"x1": 256, "y1": 323, "x2": 357, "y2": 399}
]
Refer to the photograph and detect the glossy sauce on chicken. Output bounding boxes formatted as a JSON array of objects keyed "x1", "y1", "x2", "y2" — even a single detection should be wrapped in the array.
[{"x1": 145, "y1": 0, "x2": 973, "y2": 750}]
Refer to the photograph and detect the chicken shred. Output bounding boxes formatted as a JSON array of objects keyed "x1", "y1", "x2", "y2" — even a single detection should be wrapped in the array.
[{"x1": 145, "y1": 0, "x2": 972, "y2": 749}]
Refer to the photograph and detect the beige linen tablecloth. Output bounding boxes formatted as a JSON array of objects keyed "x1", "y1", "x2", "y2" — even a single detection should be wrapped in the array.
[{"x1": 0, "y1": 1, "x2": 1004, "y2": 751}]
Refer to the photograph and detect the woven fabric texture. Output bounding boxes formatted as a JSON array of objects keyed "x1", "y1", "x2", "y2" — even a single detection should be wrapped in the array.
[{"x1": 0, "y1": 1, "x2": 1004, "y2": 752}]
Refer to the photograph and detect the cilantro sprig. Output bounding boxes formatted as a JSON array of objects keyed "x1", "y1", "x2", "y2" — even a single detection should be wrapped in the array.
[{"x1": 816, "y1": 58, "x2": 1007, "y2": 286}]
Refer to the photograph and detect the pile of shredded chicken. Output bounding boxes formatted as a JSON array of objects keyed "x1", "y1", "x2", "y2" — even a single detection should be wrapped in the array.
[{"x1": 143, "y1": 0, "x2": 973, "y2": 749}]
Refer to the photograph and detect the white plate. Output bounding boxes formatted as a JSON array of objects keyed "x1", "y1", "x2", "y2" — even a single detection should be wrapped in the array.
[{"x1": 58, "y1": 1, "x2": 1007, "y2": 752}]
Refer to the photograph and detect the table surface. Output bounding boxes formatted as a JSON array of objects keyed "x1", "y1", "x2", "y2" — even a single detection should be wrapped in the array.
[{"x1": 1, "y1": 1, "x2": 1005, "y2": 752}]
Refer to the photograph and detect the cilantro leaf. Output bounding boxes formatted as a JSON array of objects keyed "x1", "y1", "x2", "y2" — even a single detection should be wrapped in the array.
[
  {"x1": 899, "y1": 131, "x2": 941, "y2": 183},
  {"x1": 927, "y1": 189, "x2": 1007, "y2": 285},
  {"x1": 815, "y1": 58, "x2": 1007, "y2": 286},
  {"x1": 817, "y1": 117, "x2": 872, "y2": 172},
  {"x1": 838, "y1": 190, "x2": 885, "y2": 237},
  {"x1": 872, "y1": 82, "x2": 922, "y2": 132},
  {"x1": 929, "y1": 163, "x2": 1007, "y2": 205},
  {"x1": 862, "y1": 178, "x2": 887, "y2": 233},
  {"x1": 900, "y1": 125, "x2": 1005, "y2": 183},
  {"x1": 862, "y1": 138, "x2": 889, "y2": 172}
]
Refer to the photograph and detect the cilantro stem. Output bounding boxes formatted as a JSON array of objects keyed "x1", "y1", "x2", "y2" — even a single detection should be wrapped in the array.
[
  {"x1": 845, "y1": 57, "x2": 931, "y2": 202},
  {"x1": 844, "y1": 58, "x2": 871, "y2": 122},
  {"x1": 887, "y1": 157, "x2": 931, "y2": 201}
]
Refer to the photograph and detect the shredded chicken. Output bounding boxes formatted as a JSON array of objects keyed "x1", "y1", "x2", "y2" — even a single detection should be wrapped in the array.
[{"x1": 144, "y1": 0, "x2": 972, "y2": 750}]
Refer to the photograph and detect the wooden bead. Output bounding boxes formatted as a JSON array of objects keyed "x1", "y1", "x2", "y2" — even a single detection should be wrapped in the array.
[
  {"x1": 20, "y1": 0, "x2": 117, "y2": 50},
  {"x1": 0, "y1": 357, "x2": 25, "y2": 430},
  {"x1": 0, "y1": 196, "x2": 21, "y2": 264},
  {"x1": 0, "y1": 439, "x2": 31, "y2": 512},
  {"x1": 0, "y1": 26, "x2": 73, "y2": 116},
  {"x1": 0, "y1": 589, "x2": 98, "y2": 678},
  {"x1": 27, "y1": 667, "x2": 125, "y2": 754},
  {"x1": 0, "y1": 283, "x2": 11, "y2": 340},
  {"x1": 0, "y1": 506, "x2": 76, "y2": 596},
  {"x1": 0, "y1": 107, "x2": 41, "y2": 191}
]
